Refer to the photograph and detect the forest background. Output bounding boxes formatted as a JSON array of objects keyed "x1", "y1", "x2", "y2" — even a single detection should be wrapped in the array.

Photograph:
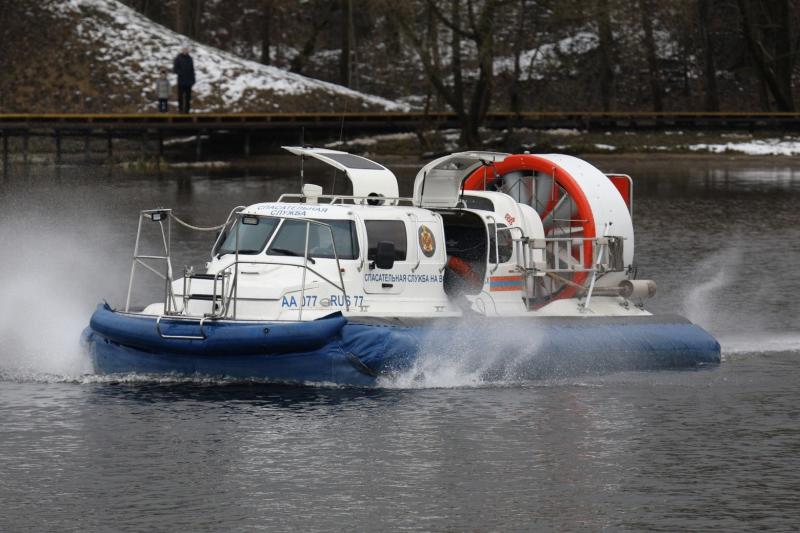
[{"x1": 0, "y1": 0, "x2": 798, "y2": 149}]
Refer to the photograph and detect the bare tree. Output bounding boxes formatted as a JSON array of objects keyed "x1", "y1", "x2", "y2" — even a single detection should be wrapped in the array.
[
  {"x1": 697, "y1": 0, "x2": 719, "y2": 111},
  {"x1": 289, "y1": 2, "x2": 335, "y2": 75},
  {"x1": 738, "y1": 0, "x2": 796, "y2": 111},
  {"x1": 639, "y1": 0, "x2": 663, "y2": 111},
  {"x1": 340, "y1": 0, "x2": 353, "y2": 87},
  {"x1": 597, "y1": 0, "x2": 615, "y2": 111},
  {"x1": 260, "y1": 0, "x2": 273, "y2": 65},
  {"x1": 175, "y1": 0, "x2": 204, "y2": 39},
  {"x1": 508, "y1": 0, "x2": 527, "y2": 116},
  {"x1": 396, "y1": 0, "x2": 505, "y2": 147}
]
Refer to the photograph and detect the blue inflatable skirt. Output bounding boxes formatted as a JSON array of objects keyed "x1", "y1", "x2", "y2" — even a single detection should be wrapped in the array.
[{"x1": 82, "y1": 303, "x2": 721, "y2": 386}]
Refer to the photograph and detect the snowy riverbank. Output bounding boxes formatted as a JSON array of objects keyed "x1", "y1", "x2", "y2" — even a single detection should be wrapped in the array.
[{"x1": 327, "y1": 129, "x2": 800, "y2": 158}]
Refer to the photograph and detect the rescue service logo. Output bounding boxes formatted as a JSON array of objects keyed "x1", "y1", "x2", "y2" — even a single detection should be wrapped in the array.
[{"x1": 418, "y1": 225, "x2": 436, "y2": 257}]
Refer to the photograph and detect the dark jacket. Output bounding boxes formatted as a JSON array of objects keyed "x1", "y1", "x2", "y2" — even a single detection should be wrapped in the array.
[{"x1": 173, "y1": 53, "x2": 195, "y2": 87}]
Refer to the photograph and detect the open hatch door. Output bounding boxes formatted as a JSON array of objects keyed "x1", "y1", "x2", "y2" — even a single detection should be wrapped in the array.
[
  {"x1": 412, "y1": 151, "x2": 509, "y2": 208},
  {"x1": 283, "y1": 146, "x2": 399, "y2": 203}
]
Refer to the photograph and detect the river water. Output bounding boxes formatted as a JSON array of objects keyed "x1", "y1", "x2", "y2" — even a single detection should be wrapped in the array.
[{"x1": 0, "y1": 155, "x2": 798, "y2": 531}]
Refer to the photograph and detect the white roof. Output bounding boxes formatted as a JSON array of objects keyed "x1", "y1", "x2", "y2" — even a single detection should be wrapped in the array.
[
  {"x1": 243, "y1": 202, "x2": 438, "y2": 222},
  {"x1": 282, "y1": 146, "x2": 399, "y2": 201},
  {"x1": 244, "y1": 202, "x2": 354, "y2": 219}
]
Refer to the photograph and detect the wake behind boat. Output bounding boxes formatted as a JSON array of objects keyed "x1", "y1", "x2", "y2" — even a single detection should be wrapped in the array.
[{"x1": 82, "y1": 148, "x2": 720, "y2": 385}]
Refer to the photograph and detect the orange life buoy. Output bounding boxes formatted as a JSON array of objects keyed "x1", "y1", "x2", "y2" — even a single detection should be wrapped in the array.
[
  {"x1": 463, "y1": 154, "x2": 596, "y2": 300},
  {"x1": 446, "y1": 256, "x2": 483, "y2": 286}
]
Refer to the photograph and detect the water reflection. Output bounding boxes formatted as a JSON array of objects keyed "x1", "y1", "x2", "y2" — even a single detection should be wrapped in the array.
[
  {"x1": 1, "y1": 157, "x2": 800, "y2": 529},
  {"x1": 87, "y1": 381, "x2": 399, "y2": 410}
]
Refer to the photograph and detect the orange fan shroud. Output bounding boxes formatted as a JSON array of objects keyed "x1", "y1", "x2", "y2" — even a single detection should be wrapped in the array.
[{"x1": 464, "y1": 154, "x2": 596, "y2": 300}]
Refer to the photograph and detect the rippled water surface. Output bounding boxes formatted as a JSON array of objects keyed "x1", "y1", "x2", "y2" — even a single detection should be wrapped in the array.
[{"x1": 1, "y1": 155, "x2": 799, "y2": 531}]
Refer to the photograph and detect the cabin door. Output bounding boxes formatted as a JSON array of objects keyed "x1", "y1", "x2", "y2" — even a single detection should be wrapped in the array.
[{"x1": 362, "y1": 219, "x2": 411, "y2": 295}]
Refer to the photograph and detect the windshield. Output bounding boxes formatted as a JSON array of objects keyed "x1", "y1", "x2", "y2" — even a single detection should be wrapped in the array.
[
  {"x1": 267, "y1": 219, "x2": 359, "y2": 260},
  {"x1": 216, "y1": 217, "x2": 280, "y2": 256}
]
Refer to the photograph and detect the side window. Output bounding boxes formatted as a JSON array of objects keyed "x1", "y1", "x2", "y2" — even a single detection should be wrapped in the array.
[
  {"x1": 462, "y1": 195, "x2": 495, "y2": 212},
  {"x1": 365, "y1": 220, "x2": 407, "y2": 261},
  {"x1": 489, "y1": 223, "x2": 513, "y2": 263}
]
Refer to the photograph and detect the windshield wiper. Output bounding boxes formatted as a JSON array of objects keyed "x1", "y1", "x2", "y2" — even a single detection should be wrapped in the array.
[
  {"x1": 270, "y1": 248, "x2": 315, "y2": 264},
  {"x1": 217, "y1": 249, "x2": 262, "y2": 257}
]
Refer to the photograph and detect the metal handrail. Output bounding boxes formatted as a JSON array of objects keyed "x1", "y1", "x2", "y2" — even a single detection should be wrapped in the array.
[
  {"x1": 199, "y1": 259, "x2": 347, "y2": 318},
  {"x1": 329, "y1": 195, "x2": 413, "y2": 206},
  {"x1": 215, "y1": 214, "x2": 350, "y2": 320},
  {"x1": 125, "y1": 209, "x2": 179, "y2": 314},
  {"x1": 276, "y1": 193, "x2": 414, "y2": 205},
  {"x1": 485, "y1": 215, "x2": 500, "y2": 274},
  {"x1": 210, "y1": 205, "x2": 246, "y2": 259},
  {"x1": 488, "y1": 224, "x2": 524, "y2": 272},
  {"x1": 513, "y1": 235, "x2": 625, "y2": 275},
  {"x1": 156, "y1": 314, "x2": 208, "y2": 340}
]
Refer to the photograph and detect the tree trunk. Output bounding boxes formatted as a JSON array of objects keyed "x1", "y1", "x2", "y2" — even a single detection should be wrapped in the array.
[
  {"x1": 463, "y1": 0, "x2": 497, "y2": 147},
  {"x1": 509, "y1": 0, "x2": 526, "y2": 116},
  {"x1": 192, "y1": 0, "x2": 204, "y2": 40},
  {"x1": 451, "y1": 0, "x2": 465, "y2": 119},
  {"x1": 698, "y1": 0, "x2": 719, "y2": 111},
  {"x1": 175, "y1": 0, "x2": 188, "y2": 36},
  {"x1": 770, "y1": 0, "x2": 794, "y2": 108},
  {"x1": 597, "y1": 0, "x2": 615, "y2": 111},
  {"x1": 396, "y1": 0, "x2": 498, "y2": 148},
  {"x1": 428, "y1": 3, "x2": 442, "y2": 109},
  {"x1": 467, "y1": 39, "x2": 493, "y2": 148},
  {"x1": 261, "y1": 0, "x2": 272, "y2": 65},
  {"x1": 137, "y1": 0, "x2": 153, "y2": 19},
  {"x1": 289, "y1": 8, "x2": 332, "y2": 74},
  {"x1": 639, "y1": 0, "x2": 663, "y2": 111},
  {"x1": 289, "y1": 34, "x2": 317, "y2": 74},
  {"x1": 175, "y1": 0, "x2": 203, "y2": 39},
  {"x1": 339, "y1": 0, "x2": 352, "y2": 87},
  {"x1": 738, "y1": 0, "x2": 796, "y2": 111}
]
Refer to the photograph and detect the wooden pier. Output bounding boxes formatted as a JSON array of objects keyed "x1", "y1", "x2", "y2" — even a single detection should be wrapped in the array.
[{"x1": 1, "y1": 111, "x2": 799, "y2": 164}]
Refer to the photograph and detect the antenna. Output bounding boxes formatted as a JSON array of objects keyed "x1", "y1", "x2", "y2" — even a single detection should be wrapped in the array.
[{"x1": 300, "y1": 127, "x2": 305, "y2": 190}]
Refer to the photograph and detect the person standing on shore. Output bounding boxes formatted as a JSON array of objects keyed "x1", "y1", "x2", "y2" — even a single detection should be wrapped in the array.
[
  {"x1": 156, "y1": 69, "x2": 170, "y2": 112},
  {"x1": 173, "y1": 46, "x2": 195, "y2": 113}
]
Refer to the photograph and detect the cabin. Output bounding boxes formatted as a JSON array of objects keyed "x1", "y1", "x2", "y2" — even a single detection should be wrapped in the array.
[{"x1": 135, "y1": 147, "x2": 639, "y2": 321}]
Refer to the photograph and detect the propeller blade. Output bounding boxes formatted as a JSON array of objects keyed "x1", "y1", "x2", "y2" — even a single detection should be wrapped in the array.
[
  {"x1": 534, "y1": 174, "x2": 556, "y2": 213},
  {"x1": 548, "y1": 225, "x2": 583, "y2": 237}
]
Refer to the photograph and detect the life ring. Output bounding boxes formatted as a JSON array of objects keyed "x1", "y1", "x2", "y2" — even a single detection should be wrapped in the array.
[{"x1": 464, "y1": 154, "x2": 595, "y2": 300}]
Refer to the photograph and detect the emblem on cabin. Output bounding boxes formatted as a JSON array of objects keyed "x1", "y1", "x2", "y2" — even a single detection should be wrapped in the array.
[{"x1": 418, "y1": 225, "x2": 436, "y2": 257}]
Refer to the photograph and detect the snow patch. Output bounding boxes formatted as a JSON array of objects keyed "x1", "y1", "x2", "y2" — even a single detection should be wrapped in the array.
[
  {"x1": 53, "y1": 0, "x2": 407, "y2": 112},
  {"x1": 495, "y1": 32, "x2": 598, "y2": 81},
  {"x1": 541, "y1": 128, "x2": 582, "y2": 136},
  {"x1": 170, "y1": 161, "x2": 230, "y2": 169},
  {"x1": 326, "y1": 132, "x2": 418, "y2": 148},
  {"x1": 689, "y1": 139, "x2": 800, "y2": 156},
  {"x1": 163, "y1": 135, "x2": 199, "y2": 146},
  {"x1": 594, "y1": 143, "x2": 616, "y2": 151}
]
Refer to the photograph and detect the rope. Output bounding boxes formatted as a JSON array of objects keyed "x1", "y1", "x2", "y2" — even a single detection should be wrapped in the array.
[{"x1": 168, "y1": 212, "x2": 226, "y2": 232}]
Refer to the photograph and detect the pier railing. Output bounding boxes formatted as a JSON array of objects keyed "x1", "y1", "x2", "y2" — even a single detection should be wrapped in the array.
[{"x1": 3, "y1": 111, "x2": 800, "y2": 167}]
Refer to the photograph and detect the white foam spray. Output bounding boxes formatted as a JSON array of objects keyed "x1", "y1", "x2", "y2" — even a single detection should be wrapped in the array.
[
  {"x1": 680, "y1": 248, "x2": 800, "y2": 358},
  {"x1": 0, "y1": 222, "x2": 120, "y2": 381},
  {"x1": 717, "y1": 333, "x2": 800, "y2": 356},
  {"x1": 379, "y1": 316, "x2": 547, "y2": 389},
  {"x1": 682, "y1": 248, "x2": 742, "y2": 332}
]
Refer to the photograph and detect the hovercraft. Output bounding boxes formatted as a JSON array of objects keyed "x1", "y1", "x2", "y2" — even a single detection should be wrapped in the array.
[{"x1": 82, "y1": 148, "x2": 720, "y2": 385}]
